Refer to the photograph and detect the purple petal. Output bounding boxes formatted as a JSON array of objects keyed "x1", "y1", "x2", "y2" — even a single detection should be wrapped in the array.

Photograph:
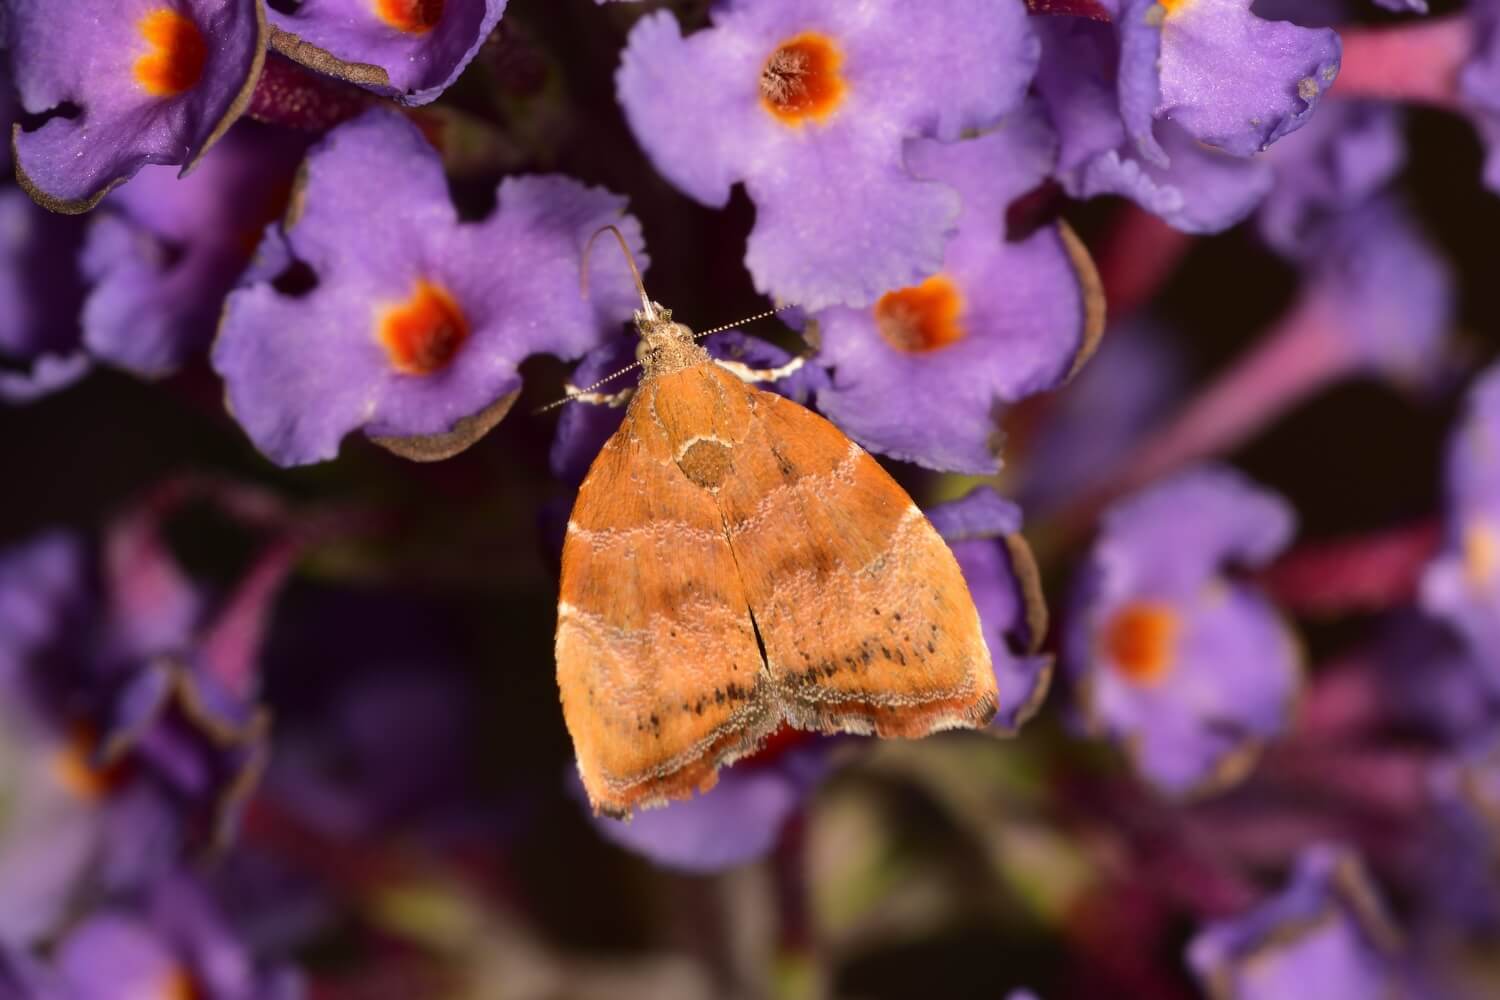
[
  {"x1": 213, "y1": 109, "x2": 644, "y2": 465},
  {"x1": 80, "y1": 122, "x2": 310, "y2": 376},
  {"x1": 586, "y1": 744, "x2": 830, "y2": 873},
  {"x1": 617, "y1": 0, "x2": 1038, "y2": 309},
  {"x1": 268, "y1": 0, "x2": 506, "y2": 106},
  {"x1": 1188, "y1": 846, "x2": 1406, "y2": 999},
  {"x1": 9, "y1": 0, "x2": 266, "y2": 213},
  {"x1": 815, "y1": 107, "x2": 1093, "y2": 473}
]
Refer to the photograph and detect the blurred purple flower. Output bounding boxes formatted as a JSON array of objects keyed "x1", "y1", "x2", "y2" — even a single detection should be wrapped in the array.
[
  {"x1": 1034, "y1": 15, "x2": 1272, "y2": 233},
  {"x1": 213, "y1": 109, "x2": 645, "y2": 466},
  {"x1": 1463, "y1": 1, "x2": 1500, "y2": 193},
  {"x1": 7, "y1": 0, "x2": 266, "y2": 213},
  {"x1": 1188, "y1": 846, "x2": 1408, "y2": 1000},
  {"x1": 1424, "y1": 364, "x2": 1500, "y2": 682},
  {"x1": 41, "y1": 873, "x2": 302, "y2": 999},
  {"x1": 1065, "y1": 465, "x2": 1302, "y2": 795},
  {"x1": 616, "y1": 0, "x2": 1038, "y2": 309},
  {"x1": 1258, "y1": 101, "x2": 1407, "y2": 257},
  {"x1": 587, "y1": 736, "x2": 832, "y2": 874},
  {"x1": 0, "y1": 533, "x2": 182, "y2": 947},
  {"x1": 1423, "y1": 732, "x2": 1500, "y2": 934},
  {"x1": 80, "y1": 121, "x2": 309, "y2": 377},
  {"x1": 813, "y1": 104, "x2": 1100, "y2": 474},
  {"x1": 268, "y1": 667, "x2": 479, "y2": 839},
  {"x1": 0, "y1": 189, "x2": 91, "y2": 401},
  {"x1": 267, "y1": 0, "x2": 506, "y2": 107},
  {"x1": 1018, "y1": 319, "x2": 1185, "y2": 512}
]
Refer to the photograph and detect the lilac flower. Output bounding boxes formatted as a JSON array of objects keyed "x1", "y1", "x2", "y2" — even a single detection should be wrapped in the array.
[
  {"x1": 0, "y1": 189, "x2": 91, "y2": 401},
  {"x1": 1423, "y1": 365, "x2": 1500, "y2": 681},
  {"x1": 80, "y1": 122, "x2": 309, "y2": 377},
  {"x1": 1258, "y1": 101, "x2": 1407, "y2": 257},
  {"x1": 1463, "y1": 2, "x2": 1500, "y2": 192},
  {"x1": 1017, "y1": 319, "x2": 1185, "y2": 512},
  {"x1": 582, "y1": 486, "x2": 1049, "y2": 871},
  {"x1": 1110, "y1": 0, "x2": 1341, "y2": 163},
  {"x1": 813, "y1": 104, "x2": 1102, "y2": 474},
  {"x1": 587, "y1": 736, "x2": 832, "y2": 873},
  {"x1": 1034, "y1": 15, "x2": 1273, "y2": 233},
  {"x1": 42, "y1": 874, "x2": 302, "y2": 999},
  {"x1": 1065, "y1": 465, "x2": 1302, "y2": 795},
  {"x1": 1424, "y1": 732, "x2": 1500, "y2": 933},
  {"x1": 7, "y1": 0, "x2": 267, "y2": 213},
  {"x1": 616, "y1": 0, "x2": 1038, "y2": 309},
  {"x1": 267, "y1": 0, "x2": 506, "y2": 107},
  {"x1": 1188, "y1": 846, "x2": 1408, "y2": 999},
  {"x1": 927, "y1": 487, "x2": 1052, "y2": 731},
  {"x1": 213, "y1": 109, "x2": 646, "y2": 466},
  {"x1": 0, "y1": 533, "x2": 181, "y2": 947}
]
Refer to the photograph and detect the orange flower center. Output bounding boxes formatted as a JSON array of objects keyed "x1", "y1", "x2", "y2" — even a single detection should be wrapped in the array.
[
  {"x1": 158, "y1": 967, "x2": 204, "y2": 1000},
  {"x1": 134, "y1": 9, "x2": 209, "y2": 97},
  {"x1": 1158, "y1": 0, "x2": 1191, "y2": 15},
  {"x1": 873, "y1": 275, "x2": 966, "y2": 353},
  {"x1": 50, "y1": 726, "x2": 130, "y2": 801},
  {"x1": 760, "y1": 33, "x2": 846, "y2": 125},
  {"x1": 1465, "y1": 520, "x2": 1500, "y2": 589},
  {"x1": 377, "y1": 281, "x2": 470, "y2": 375},
  {"x1": 374, "y1": 0, "x2": 445, "y2": 34},
  {"x1": 1100, "y1": 602, "x2": 1179, "y2": 685}
]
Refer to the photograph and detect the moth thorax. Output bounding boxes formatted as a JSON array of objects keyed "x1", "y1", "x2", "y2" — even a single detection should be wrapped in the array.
[{"x1": 636, "y1": 308, "x2": 709, "y2": 378}]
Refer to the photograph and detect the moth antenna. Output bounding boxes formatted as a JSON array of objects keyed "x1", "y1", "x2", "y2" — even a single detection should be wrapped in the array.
[
  {"x1": 581, "y1": 224, "x2": 655, "y2": 321},
  {"x1": 693, "y1": 305, "x2": 795, "y2": 341},
  {"x1": 532, "y1": 359, "x2": 643, "y2": 415}
]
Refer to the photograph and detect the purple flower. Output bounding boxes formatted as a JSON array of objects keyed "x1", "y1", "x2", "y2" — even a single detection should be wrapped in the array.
[
  {"x1": 1424, "y1": 731, "x2": 1500, "y2": 934},
  {"x1": 267, "y1": 0, "x2": 506, "y2": 107},
  {"x1": 0, "y1": 533, "x2": 182, "y2": 948},
  {"x1": 1112, "y1": 0, "x2": 1341, "y2": 162},
  {"x1": 616, "y1": 0, "x2": 1038, "y2": 309},
  {"x1": 43, "y1": 874, "x2": 302, "y2": 999},
  {"x1": 7, "y1": 0, "x2": 267, "y2": 213},
  {"x1": 1258, "y1": 101, "x2": 1407, "y2": 257},
  {"x1": 1034, "y1": 15, "x2": 1273, "y2": 233},
  {"x1": 587, "y1": 737, "x2": 832, "y2": 873},
  {"x1": 813, "y1": 104, "x2": 1103, "y2": 474},
  {"x1": 213, "y1": 109, "x2": 646, "y2": 466},
  {"x1": 0, "y1": 188, "x2": 91, "y2": 401},
  {"x1": 80, "y1": 121, "x2": 309, "y2": 377},
  {"x1": 1295, "y1": 197, "x2": 1453, "y2": 387},
  {"x1": 1187, "y1": 846, "x2": 1407, "y2": 1000},
  {"x1": 1423, "y1": 364, "x2": 1500, "y2": 680},
  {"x1": 926, "y1": 487, "x2": 1052, "y2": 731},
  {"x1": 1017, "y1": 319, "x2": 1185, "y2": 512},
  {"x1": 1462, "y1": 1, "x2": 1500, "y2": 193},
  {"x1": 1065, "y1": 465, "x2": 1302, "y2": 795}
]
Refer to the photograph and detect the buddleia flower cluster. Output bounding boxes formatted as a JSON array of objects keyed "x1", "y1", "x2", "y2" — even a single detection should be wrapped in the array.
[{"x1": 2, "y1": 0, "x2": 1500, "y2": 995}]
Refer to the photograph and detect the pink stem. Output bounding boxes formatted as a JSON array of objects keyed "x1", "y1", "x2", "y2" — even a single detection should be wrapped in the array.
[
  {"x1": 1058, "y1": 295, "x2": 1353, "y2": 535},
  {"x1": 1293, "y1": 657, "x2": 1392, "y2": 743},
  {"x1": 1260, "y1": 519, "x2": 1442, "y2": 617},
  {"x1": 1095, "y1": 204, "x2": 1195, "y2": 318},
  {"x1": 197, "y1": 538, "x2": 306, "y2": 700},
  {"x1": 1335, "y1": 16, "x2": 1475, "y2": 109}
]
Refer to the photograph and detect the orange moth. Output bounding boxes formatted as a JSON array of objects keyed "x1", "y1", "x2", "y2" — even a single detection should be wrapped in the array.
[{"x1": 555, "y1": 234, "x2": 996, "y2": 817}]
